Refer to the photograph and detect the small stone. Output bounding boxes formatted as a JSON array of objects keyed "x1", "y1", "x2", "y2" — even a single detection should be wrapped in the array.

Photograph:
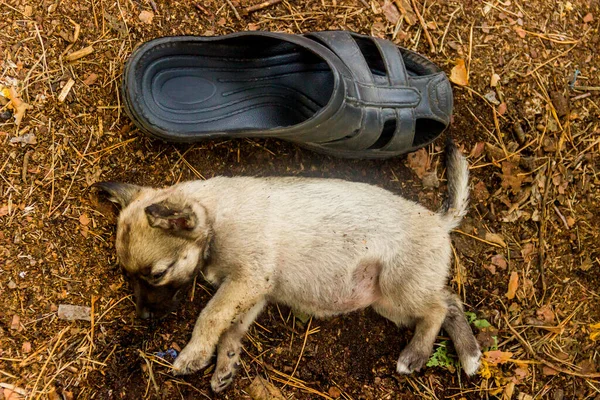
[
  {"x1": 57, "y1": 304, "x2": 92, "y2": 321},
  {"x1": 328, "y1": 387, "x2": 342, "y2": 398},
  {"x1": 8, "y1": 280, "x2": 17, "y2": 289},
  {"x1": 138, "y1": 10, "x2": 154, "y2": 24},
  {"x1": 10, "y1": 314, "x2": 21, "y2": 330}
]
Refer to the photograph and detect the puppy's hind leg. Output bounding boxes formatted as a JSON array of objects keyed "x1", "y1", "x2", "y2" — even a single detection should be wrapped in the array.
[
  {"x1": 373, "y1": 298, "x2": 447, "y2": 374},
  {"x1": 442, "y1": 292, "x2": 481, "y2": 375},
  {"x1": 211, "y1": 300, "x2": 266, "y2": 393}
]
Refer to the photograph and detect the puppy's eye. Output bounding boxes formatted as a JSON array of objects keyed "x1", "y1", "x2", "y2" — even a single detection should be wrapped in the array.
[{"x1": 152, "y1": 270, "x2": 166, "y2": 280}]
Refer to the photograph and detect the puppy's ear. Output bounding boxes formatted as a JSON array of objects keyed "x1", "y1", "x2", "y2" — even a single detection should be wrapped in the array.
[
  {"x1": 145, "y1": 201, "x2": 197, "y2": 232},
  {"x1": 93, "y1": 181, "x2": 142, "y2": 209}
]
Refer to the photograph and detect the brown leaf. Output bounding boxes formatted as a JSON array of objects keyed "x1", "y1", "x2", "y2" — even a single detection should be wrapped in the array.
[
  {"x1": 514, "y1": 26, "x2": 526, "y2": 38},
  {"x1": 497, "y1": 102, "x2": 507, "y2": 115},
  {"x1": 491, "y1": 254, "x2": 508, "y2": 270},
  {"x1": 501, "y1": 162, "x2": 524, "y2": 194},
  {"x1": 381, "y1": 0, "x2": 401, "y2": 24},
  {"x1": 138, "y1": 10, "x2": 154, "y2": 24},
  {"x1": 22, "y1": 342, "x2": 32, "y2": 353},
  {"x1": 0, "y1": 204, "x2": 8, "y2": 216},
  {"x1": 583, "y1": 13, "x2": 593, "y2": 23},
  {"x1": 506, "y1": 271, "x2": 519, "y2": 299},
  {"x1": 483, "y1": 350, "x2": 513, "y2": 365},
  {"x1": 470, "y1": 142, "x2": 485, "y2": 158},
  {"x1": 542, "y1": 365, "x2": 559, "y2": 376},
  {"x1": 521, "y1": 243, "x2": 536, "y2": 263},
  {"x1": 550, "y1": 91, "x2": 569, "y2": 117},
  {"x1": 536, "y1": 305, "x2": 555, "y2": 324},
  {"x1": 485, "y1": 232, "x2": 506, "y2": 247},
  {"x1": 247, "y1": 376, "x2": 285, "y2": 400},
  {"x1": 450, "y1": 59, "x2": 469, "y2": 86},
  {"x1": 6, "y1": 87, "x2": 31, "y2": 126},
  {"x1": 472, "y1": 180, "x2": 490, "y2": 202},
  {"x1": 394, "y1": 0, "x2": 417, "y2": 25},
  {"x1": 83, "y1": 73, "x2": 98, "y2": 86},
  {"x1": 79, "y1": 213, "x2": 90, "y2": 226},
  {"x1": 406, "y1": 148, "x2": 429, "y2": 179}
]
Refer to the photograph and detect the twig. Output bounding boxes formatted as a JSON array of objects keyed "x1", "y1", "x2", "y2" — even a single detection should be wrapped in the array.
[
  {"x1": 225, "y1": 0, "x2": 241, "y2": 20},
  {"x1": 50, "y1": 129, "x2": 94, "y2": 216},
  {"x1": 439, "y1": 6, "x2": 460, "y2": 54},
  {"x1": 138, "y1": 350, "x2": 160, "y2": 396},
  {"x1": 244, "y1": 0, "x2": 284, "y2": 14},
  {"x1": 572, "y1": 85, "x2": 600, "y2": 91},
  {"x1": 282, "y1": 317, "x2": 312, "y2": 389},
  {"x1": 503, "y1": 315, "x2": 600, "y2": 378},
  {"x1": 411, "y1": 0, "x2": 436, "y2": 53},
  {"x1": 538, "y1": 162, "x2": 552, "y2": 294},
  {"x1": 32, "y1": 327, "x2": 69, "y2": 400},
  {"x1": 525, "y1": 44, "x2": 578, "y2": 77}
]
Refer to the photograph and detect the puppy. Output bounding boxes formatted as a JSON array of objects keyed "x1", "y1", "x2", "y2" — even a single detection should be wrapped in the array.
[{"x1": 94, "y1": 141, "x2": 480, "y2": 392}]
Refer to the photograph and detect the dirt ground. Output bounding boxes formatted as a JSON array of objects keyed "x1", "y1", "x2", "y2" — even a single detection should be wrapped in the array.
[{"x1": 1, "y1": 0, "x2": 599, "y2": 399}]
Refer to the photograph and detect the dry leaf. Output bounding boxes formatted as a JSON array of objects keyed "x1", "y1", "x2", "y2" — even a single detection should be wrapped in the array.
[
  {"x1": 10, "y1": 133, "x2": 37, "y2": 146},
  {"x1": 394, "y1": 0, "x2": 417, "y2": 25},
  {"x1": 497, "y1": 102, "x2": 507, "y2": 115},
  {"x1": 589, "y1": 322, "x2": 600, "y2": 341},
  {"x1": 506, "y1": 271, "x2": 519, "y2": 299},
  {"x1": 542, "y1": 365, "x2": 558, "y2": 375},
  {"x1": 450, "y1": 59, "x2": 469, "y2": 86},
  {"x1": 521, "y1": 243, "x2": 536, "y2": 263},
  {"x1": 470, "y1": 142, "x2": 485, "y2": 158},
  {"x1": 583, "y1": 13, "x2": 593, "y2": 23},
  {"x1": 382, "y1": 0, "x2": 401, "y2": 24},
  {"x1": 514, "y1": 26, "x2": 526, "y2": 38},
  {"x1": 0, "y1": 204, "x2": 8, "y2": 216},
  {"x1": 490, "y1": 73, "x2": 501, "y2": 87},
  {"x1": 406, "y1": 148, "x2": 430, "y2": 179},
  {"x1": 483, "y1": 350, "x2": 513, "y2": 365},
  {"x1": 139, "y1": 10, "x2": 154, "y2": 24},
  {"x1": 247, "y1": 376, "x2": 285, "y2": 400},
  {"x1": 485, "y1": 232, "x2": 506, "y2": 247},
  {"x1": 536, "y1": 305, "x2": 555, "y2": 324},
  {"x1": 501, "y1": 162, "x2": 523, "y2": 195},
  {"x1": 6, "y1": 87, "x2": 31, "y2": 126},
  {"x1": 491, "y1": 254, "x2": 508, "y2": 270},
  {"x1": 83, "y1": 73, "x2": 98, "y2": 86},
  {"x1": 22, "y1": 342, "x2": 32, "y2": 353},
  {"x1": 79, "y1": 213, "x2": 90, "y2": 226},
  {"x1": 473, "y1": 180, "x2": 490, "y2": 201}
]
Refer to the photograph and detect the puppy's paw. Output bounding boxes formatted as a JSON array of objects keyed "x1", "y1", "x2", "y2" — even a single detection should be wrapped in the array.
[
  {"x1": 171, "y1": 345, "x2": 212, "y2": 376},
  {"x1": 396, "y1": 348, "x2": 430, "y2": 374},
  {"x1": 211, "y1": 350, "x2": 241, "y2": 392},
  {"x1": 461, "y1": 349, "x2": 482, "y2": 376}
]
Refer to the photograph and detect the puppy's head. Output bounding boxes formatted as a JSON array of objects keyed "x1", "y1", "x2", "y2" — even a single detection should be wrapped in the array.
[{"x1": 94, "y1": 182, "x2": 212, "y2": 319}]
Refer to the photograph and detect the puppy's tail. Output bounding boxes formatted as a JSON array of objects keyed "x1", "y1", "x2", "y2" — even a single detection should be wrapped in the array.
[{"x1": 440, "y1": 138, "x2": 469, "y2": 230}]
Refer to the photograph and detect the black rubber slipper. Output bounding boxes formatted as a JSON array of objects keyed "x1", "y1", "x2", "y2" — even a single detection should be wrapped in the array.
[{"x1": 122, "y1": 31, "x2": 453, "y2": 159}]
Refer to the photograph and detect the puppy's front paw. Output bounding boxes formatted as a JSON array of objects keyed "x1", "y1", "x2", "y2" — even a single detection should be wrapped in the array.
[
  {"x1": 171, "y1": 345, "x2": 212, "y2": 376},
  {"x1": 396, "y1": 348, "x2": 430, "y2": 374},
  {"x1": 210, "y1": 352, "x2": 241, "y2": 393}
]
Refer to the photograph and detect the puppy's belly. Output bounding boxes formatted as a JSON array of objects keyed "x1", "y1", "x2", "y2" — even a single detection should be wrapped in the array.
[{"x1": 270, "y1": 259, "x2": 383, "y2": 317}]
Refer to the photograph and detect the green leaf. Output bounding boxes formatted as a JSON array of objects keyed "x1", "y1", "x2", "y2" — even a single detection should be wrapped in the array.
[
  {"x1": 426, "y1": 341, "x2": 457, "y2": 369},
  {"x1": 473, "y1": 319, "x2": 492, "y2": 329},
  {"x1": 464, "y1": 311, "x2": 477, "y2": 323}
]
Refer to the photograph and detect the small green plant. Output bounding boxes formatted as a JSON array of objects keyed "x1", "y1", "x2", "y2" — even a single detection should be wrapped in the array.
[{"x1": 426, "y1": 340, "x2": 458, "y2": 370}]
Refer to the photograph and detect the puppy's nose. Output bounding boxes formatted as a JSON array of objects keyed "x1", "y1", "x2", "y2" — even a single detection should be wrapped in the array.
[{"x1": 136, "y1": 307, "x2": 151, "y2": 319}]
